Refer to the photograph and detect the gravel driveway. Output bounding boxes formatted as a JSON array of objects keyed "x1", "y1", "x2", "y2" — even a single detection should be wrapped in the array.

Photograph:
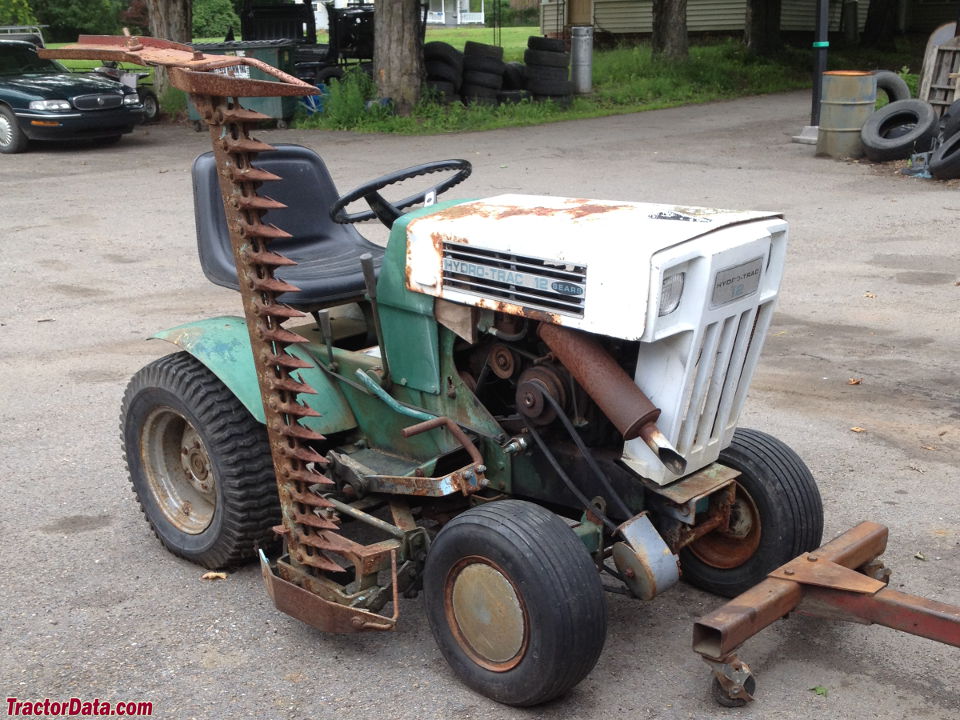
[{"x1": 1, "y1": 90, "x2": 957, "y2": 719}]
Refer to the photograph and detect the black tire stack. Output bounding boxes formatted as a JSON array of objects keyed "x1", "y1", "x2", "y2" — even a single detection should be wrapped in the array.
[
  {"x1": 461, "y1": 41, "x2": 505, "y2": 106},
  {"x1": 500, "y1": 62, "x2": 529, "y2": 104},
  {"x1": 424, "y1": 41, "x2": 463, "y2": 104},
  {"x1": 860, "y1": 80, "x2": 960, "y2": 179},
  {"x1": 524, "y1": 36, "x2": 573, "y2": 107}
]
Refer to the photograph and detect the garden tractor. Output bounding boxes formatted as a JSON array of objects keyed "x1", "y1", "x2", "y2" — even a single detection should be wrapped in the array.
[{"x1": 43, "y1": 36, "x2": 960, "y2": 710}]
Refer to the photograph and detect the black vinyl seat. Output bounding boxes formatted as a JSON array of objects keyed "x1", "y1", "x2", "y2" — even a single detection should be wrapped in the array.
[{"x1": 193, "y1": 144, "x2": 384, "y2": 307}]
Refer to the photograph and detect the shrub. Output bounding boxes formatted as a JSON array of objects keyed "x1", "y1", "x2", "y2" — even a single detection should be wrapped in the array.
[{"x1": 193, "y1": 0, "x2": 240, "y2": 39}]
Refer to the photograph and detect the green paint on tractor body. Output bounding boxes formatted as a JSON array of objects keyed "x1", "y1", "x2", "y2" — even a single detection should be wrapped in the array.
[{"x1": 153, "y1": 200, "x2": 515, "y2": 494}]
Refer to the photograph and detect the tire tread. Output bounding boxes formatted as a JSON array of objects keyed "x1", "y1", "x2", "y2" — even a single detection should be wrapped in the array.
[
  {"x1": 424, "y1": 500, "x2": 606, "y2": 706},
  {"x1": 121, "y1": 352, "x2": 280, "y2": 568}
]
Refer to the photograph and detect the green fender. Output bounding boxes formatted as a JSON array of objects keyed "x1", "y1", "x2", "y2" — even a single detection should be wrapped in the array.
[{"x1": 153, "y1": 316, "x2": 357, "y2": 434}]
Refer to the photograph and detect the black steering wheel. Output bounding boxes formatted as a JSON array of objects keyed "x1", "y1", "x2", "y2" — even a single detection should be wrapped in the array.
[{"x1": 330, "y1": 159, "x2": 472, "y2": 228}]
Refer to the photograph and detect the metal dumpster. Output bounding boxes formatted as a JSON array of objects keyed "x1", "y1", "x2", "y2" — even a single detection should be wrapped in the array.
[{"x1": 187, "y1": 39, "x2": 298, "y2": 129}]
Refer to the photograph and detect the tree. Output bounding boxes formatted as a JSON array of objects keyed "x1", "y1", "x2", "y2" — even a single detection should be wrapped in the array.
[
  {"x1": 121, "y1": 0, "x2": 150, "y2": 35},
  {"x1": 862, "y1": 0, "x2": 898, "y2": 51},
  {"x1": 193, "y1": 0, "x2": 238, "y2": 38},
  {"x1": 745, "y1": 0, "x2": 782, "y2": 57},
  {"x1": 0, "y1": 0, "x2": 37, "y2": 25},
  {"x1": 31, "y1": 0, "x2": 121, "y2": 39},
  {"x1": 145, "y1": 0, "x2": 191, "y2": 96},
  {"x1": 652, "y1": 0, "x2": 688, "y2": 59},
  {"x1": 373, "y1": 0, "x2": 422, "y2": 115}
]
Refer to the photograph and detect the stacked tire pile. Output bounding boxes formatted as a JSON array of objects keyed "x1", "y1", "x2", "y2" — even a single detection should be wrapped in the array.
[
  {"x1": 424, "y1": 41, "x2": 464, "y2": 104},
  {"x1": 524, "y1": 36, "x2": 574, "y2": 107},
  {"x1": 861, "y1": 70, "x2": 960, "y2": 179},
  {"x1": 461, "y1": 41, "x2": 508, "y2": 106},
  {"x1": 423, "y1": 36, "x2": 576, "y2": 109}
]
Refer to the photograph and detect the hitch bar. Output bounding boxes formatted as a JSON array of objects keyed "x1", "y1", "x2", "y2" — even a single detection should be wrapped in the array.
[{"x1": 694, "y1": 521, "x2": 960, "y2": 704}]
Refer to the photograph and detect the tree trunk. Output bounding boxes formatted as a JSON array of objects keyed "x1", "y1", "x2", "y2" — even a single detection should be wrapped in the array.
[
  {"x1": 145, "y1": 0, "x2": 191, "y2": 97},
  {"x1": 652, "y1": 0, "x2": 688, "y2": 60},
  {"x1": 745, "y1": 0, "x2": 782, "y2": 57},
  {"x1": 862, "y1": 0, "x2": 898, "y2": 51},
  {"x1": 374, "y1": 0, "x2": 423, "y2": 115}
]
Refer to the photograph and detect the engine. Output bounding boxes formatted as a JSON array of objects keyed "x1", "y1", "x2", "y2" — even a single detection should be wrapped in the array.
[{"x1": 405, "y1": 194, "x2": 788, "y2": 484}]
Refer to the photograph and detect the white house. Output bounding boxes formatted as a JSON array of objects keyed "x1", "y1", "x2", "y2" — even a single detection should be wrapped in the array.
[
  {"x1": 303, "y1": 1, "x2": 485, "y2": 28},
  {"x1": 427, "y1": 0, "x2": 487, "y2": 25}
]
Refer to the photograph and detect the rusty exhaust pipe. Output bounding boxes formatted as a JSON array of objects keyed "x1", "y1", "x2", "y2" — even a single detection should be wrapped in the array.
[{"x1": 538, "y1": 323, "x2": 687, "y2": 475}]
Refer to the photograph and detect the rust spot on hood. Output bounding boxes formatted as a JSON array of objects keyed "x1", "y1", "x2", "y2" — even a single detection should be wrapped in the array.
[
  {"x1": 565, "y1": 203, "x2": 630, "y2": 219},
  {"x1": 413, "y1": 198, "x2": 633, "y2": 224},
  {"x1": 479, "y1": 298, "x2": 561, "y2": 325}
]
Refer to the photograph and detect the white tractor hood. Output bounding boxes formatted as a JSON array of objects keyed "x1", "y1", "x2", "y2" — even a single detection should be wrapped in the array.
[{"x1": 405, "y1": 194, "x2": 782, "y2": 340}]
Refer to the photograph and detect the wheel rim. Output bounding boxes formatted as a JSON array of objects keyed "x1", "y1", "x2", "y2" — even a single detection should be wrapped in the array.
[
  {"x1": 688, "y1": 483, "x2": 761, "y2": 569},
  {"x1": 140, "y1": 406, "x2": 216, "y2": 534},
  {"x1": 143, "y1": 96, "x2": 158, "y2": 119},
  {"x1": 444, "y1": 556, "x2": 529, "y2": 672},
  {"x1": 0, "y1": 114, "x2": 13, "y2": 148}
]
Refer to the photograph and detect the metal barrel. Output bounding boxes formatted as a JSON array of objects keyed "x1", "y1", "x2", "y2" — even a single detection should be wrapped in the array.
[
  {"x1": 570, "y1": 25, "x2": 593, "y2": 94},
  {"x1": 816, "y1": 70, "x2": 877, "y2": 159}
]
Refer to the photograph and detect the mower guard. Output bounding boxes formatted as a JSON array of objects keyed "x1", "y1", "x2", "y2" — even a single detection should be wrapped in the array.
[
  {"x1": 259, "y1": 549, "x2": 398, "y2": 633},
  {"x1": 694, "y1": 521, "x2": 960, "y2": 703}
]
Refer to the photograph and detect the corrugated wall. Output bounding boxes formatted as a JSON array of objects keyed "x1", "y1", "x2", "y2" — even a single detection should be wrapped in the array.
[
  {"x1": 540, "y1": 0, "x2": 565, "y2": 34},
  {"x1": 541, "y1": 0, "x2": 877, "y2": 35},
  {"x1": 780, "y1": 0, "x2": 870, "y2": 32},
  {"x1": 590, "y1": 0, "x2": 748, "y2": 33}
]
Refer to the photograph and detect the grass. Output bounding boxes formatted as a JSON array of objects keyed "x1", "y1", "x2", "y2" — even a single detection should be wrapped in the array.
[
  {"x1": 300, "y1": 37, "x2": 815, "y2": 134},
  {"x1": 300, "y1": 28, "x2": 923, "y2": 134},
  {"x1": 48, "y1": 27, "x2": 922, "y2": 132}
]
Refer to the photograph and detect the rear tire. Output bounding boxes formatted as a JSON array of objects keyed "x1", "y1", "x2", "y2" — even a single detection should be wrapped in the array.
[
  {"x1": 679, "y1": 428, "x2": 823, "y2": 597},
  {"x1": 121, "y1": 352, "x2": 280, "y2": 568},
  {"x1": 424, "y1": 500, "x2": 607, "y2": 706}
]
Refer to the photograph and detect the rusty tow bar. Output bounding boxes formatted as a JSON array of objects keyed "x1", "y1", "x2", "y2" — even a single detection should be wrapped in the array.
[{"x1": 694, "y1": 521, "x2": 960, "y2": 705}]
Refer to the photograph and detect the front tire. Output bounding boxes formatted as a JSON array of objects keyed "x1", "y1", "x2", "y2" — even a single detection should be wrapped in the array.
[
  {"x1": 423, "y1": 500, "x2": 607, "y2": 706},
  {"x1": 679, "y1": 429, "x2": 823, "y2": 597},
  {"x1": 0, "y1": 105, "x2": 28, "y2": 154},
  {"x1": 139, "y1": 88, "x2": 160, "y2": 123},
  {"x1": 121, "y1": 352, "x2": 280, "y2": 568}
]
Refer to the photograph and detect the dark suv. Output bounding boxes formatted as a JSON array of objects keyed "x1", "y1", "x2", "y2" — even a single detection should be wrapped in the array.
[{"x1": 0, "y1": 40, "x2": 144, "y2": 153}]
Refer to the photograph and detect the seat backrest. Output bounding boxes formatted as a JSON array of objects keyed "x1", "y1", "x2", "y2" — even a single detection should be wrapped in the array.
[{"x1": 192, "y1": 143, "x2": 365, "y2": 290}]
